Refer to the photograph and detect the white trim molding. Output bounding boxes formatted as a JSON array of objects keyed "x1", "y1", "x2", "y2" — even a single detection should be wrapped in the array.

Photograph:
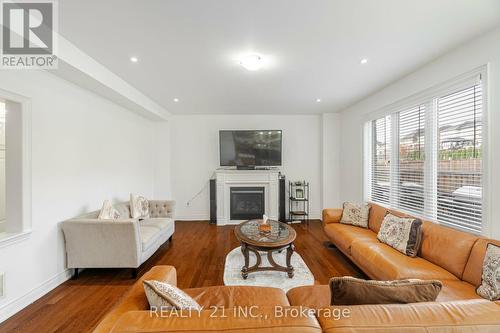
[
  {"x1": 0, "y1": 88, "x2": 32, "y2": 239},
  {"x1": 214, "y1": 169, "x2": 280, "y2": 226},
  {"x1": 0, "y1": 269, "x2": 72, "y2": 323}
]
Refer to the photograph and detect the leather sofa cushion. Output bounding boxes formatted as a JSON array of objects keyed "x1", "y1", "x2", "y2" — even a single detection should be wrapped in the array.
[
  {"x1": 323, "y1": 208, "x2": 343, "y2": 224},
  {"x1": 324, "y1": 223, "x2": 379, "y2": 255},
  {"x1": 419, "y1": 222, "x2": 478, "y2": 280},
  {"x1": 184, "y1": 286, "x2": 290, "y2": 308},
  {"x1": 351, "y1": 241, "x2": 458, "y2": 281},
  {"x1": 366, "y1": 204, "x2": 479, "y2": 280},
  {"x1": 437, "y1": 280, "x2": 482, "y2": 302},
  {"x1": 109, "y1": 307, "x2": 322, "y2": 333},
  {"x1": 287, "y1": 285, "x2": 331, "y2": 309},
  {"x1": 93, "y1": 266, "x2": 177, "y2": 333},
  {"x1": 462, "y1": 238, "x2": 500, "y2": 287},
  {"x1": 368, "y1": 203, "x2": 388, "y2": 233},
  {"x1": 317, "y1": 300, "x2": 500, "y2": 333}
]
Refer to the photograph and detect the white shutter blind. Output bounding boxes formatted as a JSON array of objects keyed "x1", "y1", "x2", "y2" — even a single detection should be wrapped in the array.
[
  {"x1": 396, "y1": 106, "x2": 425, "y2": 215},
  {"x1": 365, "y1": 70, "x2": 485, "y2": 235},
  {"x1": 371, "y1": 115, "x2": 391, "y2": 204},
  {"x1": 436, "y1": 84, "x2": 483, "y2": 234}
]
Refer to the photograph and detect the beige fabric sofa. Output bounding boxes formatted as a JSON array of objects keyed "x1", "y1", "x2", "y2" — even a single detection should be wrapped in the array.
[{"x1": 61, "y1": 200, "x2": 175, "y2": 278}]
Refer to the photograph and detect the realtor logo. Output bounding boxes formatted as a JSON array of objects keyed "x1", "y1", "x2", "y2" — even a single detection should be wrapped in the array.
[{"x1": 1, "y1": 0, "x2": 58, "y2": 69}]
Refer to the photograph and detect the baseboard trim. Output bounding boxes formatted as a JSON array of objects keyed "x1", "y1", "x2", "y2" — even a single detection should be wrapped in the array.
[
  {"x1": 175, "y1": 214, "x2": 321, "y2": 221},
  {"x1": 175, "y1": 214, "x2": 210, "y2": 221},
  {"x1": 0, "y1": 268, "x2": 72, "y2": 323}
]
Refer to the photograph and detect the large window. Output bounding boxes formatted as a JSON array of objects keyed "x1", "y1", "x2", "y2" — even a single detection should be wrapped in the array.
[{"x1": 366, "y1": 70, "x2": 486, "y2": 235}]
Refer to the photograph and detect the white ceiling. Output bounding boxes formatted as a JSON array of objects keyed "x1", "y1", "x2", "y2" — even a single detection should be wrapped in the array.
[{"x1": 58, "y1": 0, "x2": 500, "y2": 115}]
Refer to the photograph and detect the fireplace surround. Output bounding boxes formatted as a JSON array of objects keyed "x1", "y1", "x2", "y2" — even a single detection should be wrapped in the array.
[{"x1": 213, "y1": 169, "x2": 280, "y2": 225}]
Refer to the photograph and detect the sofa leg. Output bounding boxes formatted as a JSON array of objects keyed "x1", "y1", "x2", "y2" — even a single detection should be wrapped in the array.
[
  {"x1": 131, "y1": 268, "x2": 138, "y2": 279},
  {"x1": 169, "y1": 236, "x2": 173, "y2": 243},
  {"x1": 72, "y1": 268, "x2": 79, "y2": 280}
]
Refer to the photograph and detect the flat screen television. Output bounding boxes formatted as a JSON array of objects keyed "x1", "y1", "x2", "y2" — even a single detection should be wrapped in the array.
[{"x1": 219, "y1": 130, "x2": 282, "y2": 167}]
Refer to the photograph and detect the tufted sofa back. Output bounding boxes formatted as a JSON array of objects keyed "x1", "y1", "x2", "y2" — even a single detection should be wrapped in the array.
[{"x1": 148, "y1": 200, "x2": 175, "y2": 218}]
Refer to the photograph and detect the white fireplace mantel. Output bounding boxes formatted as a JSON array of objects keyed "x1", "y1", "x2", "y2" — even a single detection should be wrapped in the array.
[{"x1": 213, "y1": 169, "x2": 280, "y2": 226}]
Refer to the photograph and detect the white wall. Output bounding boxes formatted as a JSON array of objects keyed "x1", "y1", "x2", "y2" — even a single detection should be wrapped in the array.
[
  {"x1": 170, "y1": 114, "x2": 339, "y2": 220},
  {"x1": 338, "y1": 26, "x2": 500, "y2": 239},
  {"x1": 321, "y1": 113, "x2": 341, "y2": 209},
  {"x1": 0, "y1": 70, "x2": 170, "y2": 321}
]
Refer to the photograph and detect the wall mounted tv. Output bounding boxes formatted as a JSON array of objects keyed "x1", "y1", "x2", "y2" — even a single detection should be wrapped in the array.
[{"x1": 219, "y1": 130, "x2": 282, "y2": 167}]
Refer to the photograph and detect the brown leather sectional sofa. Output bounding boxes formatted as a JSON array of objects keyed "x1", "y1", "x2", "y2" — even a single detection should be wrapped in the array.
[{"x1": 94, "y1": 203, "x2": 500, "y2": 332}]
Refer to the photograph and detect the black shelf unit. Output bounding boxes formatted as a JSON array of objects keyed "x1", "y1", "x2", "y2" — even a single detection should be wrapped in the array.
[{"x1": 288, "y1": 181, "x2": 310, "y2": 224}]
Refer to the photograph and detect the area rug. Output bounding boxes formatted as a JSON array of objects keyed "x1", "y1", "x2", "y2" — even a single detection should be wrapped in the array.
[{"x1": 223, "y1": 246, "x2": 315, "y2": 292}]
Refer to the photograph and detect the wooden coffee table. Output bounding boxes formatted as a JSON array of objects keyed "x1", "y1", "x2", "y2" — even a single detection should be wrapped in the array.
[{"x1": 234, "y1": 219, "x2": 297, "y2": 279}]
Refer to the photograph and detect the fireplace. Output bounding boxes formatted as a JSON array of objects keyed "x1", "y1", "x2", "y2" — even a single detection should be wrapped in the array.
[{"x1": 230, "y1": 187, "x2": 265, "y2": 220}]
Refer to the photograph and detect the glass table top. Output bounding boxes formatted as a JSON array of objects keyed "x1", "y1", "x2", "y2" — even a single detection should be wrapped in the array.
[{"x1": 237, "y1": 219, "x2": 292, "y2": 244}]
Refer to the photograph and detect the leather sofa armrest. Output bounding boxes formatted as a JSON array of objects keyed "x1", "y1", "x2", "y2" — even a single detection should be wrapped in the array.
[
  {"x1": 109, "y1": 307, "x2": 322, "y2": 333},
  {"x1": 322, "y1": 208, "x2": 343, "y2": 225},
  {"x1": 149, "y1": 200, "x2": 176, "y2": 218},
  {"x1": 93, "y1": 266, "x2": 177, "y2": 333}
]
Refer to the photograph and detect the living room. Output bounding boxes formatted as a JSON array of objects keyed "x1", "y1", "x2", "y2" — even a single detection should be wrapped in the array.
[{"x1": 0, "y1": 0, "x2": 499, "y2": 332}]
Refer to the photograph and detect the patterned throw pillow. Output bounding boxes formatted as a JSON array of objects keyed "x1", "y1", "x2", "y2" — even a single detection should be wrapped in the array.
[
  {"x1": 330, "y1": 276, "x2": 442, "y2": 305},
  {"x1": 143, "y1": 280, "x2": 201, "y2": 310},
  {"x1": 476, "y1": 243, "x2": 500, "y2": 301},
  {"x1": 97, "y1": 200, "x2": 121, "y2": 220},
  {"x1": 340, "y1": 202, "x2": 370, "y2": 228},
  {"x1": 377, "y1": 213, "x2": 422, "y2": 257},
  {"x1": 130, "y1": 193, "x2": 150, "y2": 219}
]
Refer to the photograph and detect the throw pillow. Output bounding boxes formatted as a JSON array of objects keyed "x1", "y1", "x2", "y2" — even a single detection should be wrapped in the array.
[
  {"x1": 130, "y1": 193, "x2": 150, "y2": 219},
  {"x1": 97, "y1": 200, "x2": 121, "y2": 220},
  {"x1": 476, "y1": 243, "x2": 500, "y2": 301},
  {"x1": 340, "y1": 202, "x2": 370, "y2": 228},
  {"x1": 377, "y1": 213, "x2": 423, "y2": 257},
  {"x1": 330, "y1": 276, "x2": 442, "y2": 305},
  {"x1": 143, "y1": 280, "x2": 201, "y2": 310}
]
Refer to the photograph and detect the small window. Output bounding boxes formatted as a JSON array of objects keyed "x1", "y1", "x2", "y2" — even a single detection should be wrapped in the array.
[
  {"x1": 371, "y1": 115, "x2": 391, "y2": 205},
  {"x1": 436, "y1": 84, "x2": 482, "y2": 233}
]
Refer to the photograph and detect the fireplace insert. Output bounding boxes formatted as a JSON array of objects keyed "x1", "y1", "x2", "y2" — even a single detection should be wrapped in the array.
[{"x1": 230, "y1": 187, "x2": 265, "y2": 220}]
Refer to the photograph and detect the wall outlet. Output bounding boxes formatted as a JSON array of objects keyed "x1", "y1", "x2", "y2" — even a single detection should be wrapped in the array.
[{"x1": 0, "y1": 272, "x2": 4, "y2": 297}]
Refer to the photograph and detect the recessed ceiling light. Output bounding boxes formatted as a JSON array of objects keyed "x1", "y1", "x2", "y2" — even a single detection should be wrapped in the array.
[
  {"x1": 130, "y1": 57, "x2": 139, "y2": 63},
  {"x1": 173, "y1": 98, "x2": 179, "y2": 102},
  {"x1": 239, "y1": 54, "x2": 264, "y2": 71},
  {"x1": 360, "y1": 58, "x2": 368, "y2": 65},
  {"x1": 316, "y1": 98, "x2": 322, "y2": 103}
]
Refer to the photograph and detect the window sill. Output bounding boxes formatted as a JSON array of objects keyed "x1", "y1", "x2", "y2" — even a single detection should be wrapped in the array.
[{"x1": 0, "y1": 230, "x2": 32, "y2": 248}]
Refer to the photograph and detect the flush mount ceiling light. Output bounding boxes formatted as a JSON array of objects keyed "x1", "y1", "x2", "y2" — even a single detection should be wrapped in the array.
[
  {"x1": 360, "y1": 58, "x2": 368, "y2": 64},
  {"x1": 239, "y1": 54, "x2": 264, "y2": 71},
  {"x1": 130, "y1": 56, "x2": 139, "y2": 63},
  {"x1": 173, "y1": 98, "x2": 179, "y2": 102},
  {"x1": 316, "y1": 98, "x2": 322, "y2": 103}
]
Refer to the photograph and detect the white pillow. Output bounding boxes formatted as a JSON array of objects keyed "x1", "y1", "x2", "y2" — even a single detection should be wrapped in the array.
[
  {"x1": 340, "y1": 202, "x2": 370, "y2": 228},
  {"x1": 130, "y1": 193, "x2": 150, "y2": 219},
  {"x1": 98, "y1": 200, "x2": 121, "y2": 220},
  {"x1": 143, "y1": 280, "x2": 201, "y2": 310},
  {"x1": 476, "y1": 243, "x2": 500, "y2": 301}
]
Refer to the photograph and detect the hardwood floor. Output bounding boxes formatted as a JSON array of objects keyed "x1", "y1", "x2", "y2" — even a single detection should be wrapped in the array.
[{"x1": 0, "y1": 220, "x2": 364, "y2": 333}]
